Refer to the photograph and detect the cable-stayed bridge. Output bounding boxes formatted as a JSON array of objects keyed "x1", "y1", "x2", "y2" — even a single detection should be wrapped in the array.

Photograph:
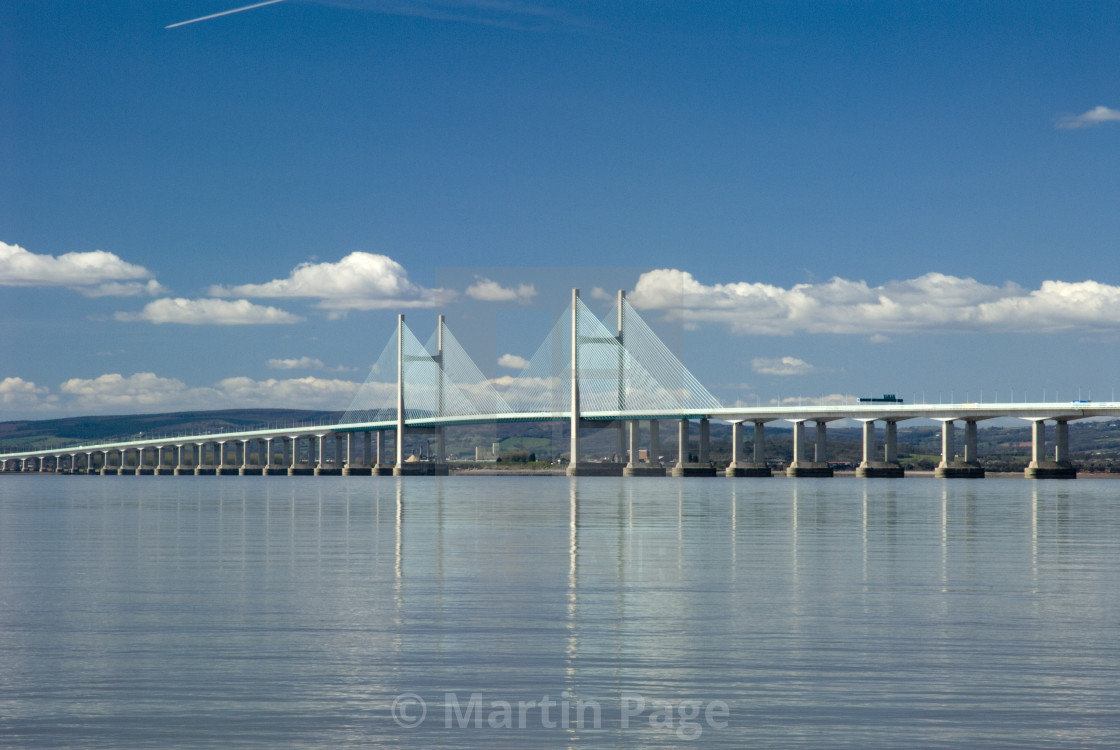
[{"x1": 3, "y1": 290, "x2": 1118, "y2": 479}]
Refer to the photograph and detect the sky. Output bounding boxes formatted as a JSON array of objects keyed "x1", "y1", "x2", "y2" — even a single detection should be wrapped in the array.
[{"x1": 2, "y1": 0, "x2": 1119, "y2": 421}]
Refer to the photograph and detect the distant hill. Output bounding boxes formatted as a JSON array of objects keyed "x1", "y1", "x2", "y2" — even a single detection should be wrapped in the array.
[{"x1": 0, "y1": 409, "x2": 342, "y2": 451}]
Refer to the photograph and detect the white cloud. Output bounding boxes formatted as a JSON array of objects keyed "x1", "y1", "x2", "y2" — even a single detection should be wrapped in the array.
[
  {"x1": 1057, "y1": 105, "x2": 1120, "y2": 129},
  {"x1": 490, "y1": 374, "x2": 564, "y2": 411},
  {"x1": 590, "y1": 287, "x2": 613, "y2": 302},
  {"x1": 212, "y1": 376, "x2": 361, "y2": 409},
  {"x1": 630, "y1": 269, "x2": 1120, "y2": 335},
  {"x1": 465, "y1": 276, "x2": 536, "y2": 302},
  {"x1": 497, "y1": 353, "x2": 531, "y2": 369},
  {"x1": 267, "y1": 356, "x2": 326, "y2": 370},
  {"x1": 210, "y1": 252, "x2": 452, "y2": 312},
  {"x1": 59, "y1": 373, "x2": 199, "y2": 410},
  {"x1": 751, "y1": 356, "x2": 819, "y2": 376},
  {"x1": 0, "y1": 377, "x2": 57, "y2": 410},
  {"x1": 55, "y1": 372, "x2": 361, "y2": 414},
  {"x1": 115, "y1": 298, "x2": 303, "y2": 325},
  {"x1": 0, "y1": 241, "x2": 163, "y2": 295},
  {"x1": 79, "y1": 279, "x2": 167, "y2": 297}
]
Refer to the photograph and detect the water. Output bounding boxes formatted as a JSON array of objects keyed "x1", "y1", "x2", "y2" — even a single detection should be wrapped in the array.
[{"x1": 1, "y1": 476, "x2": 1119, "y2": 748}]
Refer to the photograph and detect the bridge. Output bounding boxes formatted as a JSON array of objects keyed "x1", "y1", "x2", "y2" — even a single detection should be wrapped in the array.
[{"x1": 3, "y1": 290, "x2": 1118, "y2": 480}]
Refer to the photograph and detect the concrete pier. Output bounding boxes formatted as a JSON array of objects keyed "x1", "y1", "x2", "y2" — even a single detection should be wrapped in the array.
[
  {"x1": 786, "y1": 420, "x2": 832, "y2": 477},
  {"x1": 624, "y1": 419, "x2": 666, "y2": 476},
  {"x1": 1025, "y1": 419, "x2": 1076, "y2": 479},
  {"x1": 725, "y1": 420, "x2": 771, "y2": 477},
  {"x1": 314, "y1": 433, "x2": 342, "y2": 475},
  {"x1": 856, "y1": 420, "x2": 904, "y2": 478},
  {"x1": 672, "y1": 417, "x2": 716, "y2": 477},
  {"x1": 343, "y1": 432, "x2": 373, "y2": 475},
  {"x1": 934, "y1": 419, "x2": 985, "y2": 478}
]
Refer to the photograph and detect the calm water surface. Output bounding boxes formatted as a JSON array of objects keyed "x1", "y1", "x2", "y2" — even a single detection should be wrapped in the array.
[{"x1": 1, "y1": 476, "x2": 1119, "y2": 748}]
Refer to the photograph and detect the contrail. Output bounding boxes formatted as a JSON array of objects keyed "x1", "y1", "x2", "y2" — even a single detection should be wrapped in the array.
[{"x1": 166, "y1": 0, "x2": 286, "y2": 29}]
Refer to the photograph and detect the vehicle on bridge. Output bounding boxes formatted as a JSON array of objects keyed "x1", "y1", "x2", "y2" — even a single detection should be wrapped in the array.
[{"x1": 859, "y1": 393, "x2": 904, "y2": 403}]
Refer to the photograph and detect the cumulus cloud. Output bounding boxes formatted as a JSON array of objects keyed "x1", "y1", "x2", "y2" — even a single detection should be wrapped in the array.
[
  {"x1": 1056, "y1": 105, "x2": 1120, "y2": 129},
  {"x1": 79, "y1": 279, "x2": 167, "y2": 297},
  {"x1": 0, "y1": 377, "x2": 57, "y2": 410},
  {"x1": 212, "y1": 376, "x2": 361, "y2": 409},
  {"x1": 267, "y1": 356, "x2": 326, "y2": 370},
  {"x1": 751, "y1": 356, "x2": 819, "y2": 376},
  {"x1": 55, "y1": 372, "x2": 361, "y2": 414},
  {"x1": 465, "y1": 276, "x2": 536, "y2": 302},
  {"x1": 115, "y1": 298, "x2": 303, "y2": 325},
  {"x1": 210, "y1": 252, "x2": 451, "y2": 313},
  {"x1": 490, "y1": 374, "x2": 564, "y2": 411},
  {"x1": 0, "y1": 241, "x2": 163, "y2": 295},
  {"x1": 590, "y1": 287, "x2": 614, "y2": 302},
  {"x1": 630, "y1": 269, "x2": 1120, "y2": 335},
  {"x1": 497, "y1": 353, "x2": 531, "y2": 369},
  {"x1": 59, "y1": 373, "x2": 199, "y2": 410}
]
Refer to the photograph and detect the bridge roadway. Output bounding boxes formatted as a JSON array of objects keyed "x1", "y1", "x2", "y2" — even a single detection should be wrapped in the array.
[{"x1": 2, "y1": 401, "x2": 1117, "y2": 480}]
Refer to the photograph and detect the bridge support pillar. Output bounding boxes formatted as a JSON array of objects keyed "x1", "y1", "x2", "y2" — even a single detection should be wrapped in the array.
[
  {"x1": 263, "y1": 437, "x2": 282, "y2": 475},
  {"x1": 1055, "y1": 420, "x2": 1069, "y2": 462},
  {"x1": 856, "y1": 420, "x2": 904, "y2": 477},
  {"x1": 372, "y1": 431, "x2": 392, "y2": 475},
  {"x1": 288, "y1": 435, "x2": 308, "y2": 475},
  {"x1": 173, "y1": 444, "x2": 187, "y2": 475},
  {"x1": 884, "y1": 421, "x2": 898, "y2": 463},
  {"x1": 1025, "y1": 419, "x2": 1076, "y2": 478},
  {"x1": 100, "y1": 449, "x2": 118, "y2": 475},
  {"x1": 678, "y1": 418, "x2": 688, "y2": 465},
  {"x1": 216, "y1": 440, "x2": 235, "y2": 476},
  {"x1": 315, "y1": 433, "x2": 341, "y2": 475},
  {"x1": 787, "y1": 419, "x2": 832, "y2": 477},
  {"x1": 237, "y1": 439, "x2": 254, "y2": 475},
  {"x1": 154, "y1": 445, "x2": 172, "y2": 475},
  {"x1": 727, "y1": 420, "x2": 771, "y2": 477},
  {"x1": 698, "y1": 418, "x2": 709, "y2": 464},
  {"x1": 672, "y1": 418, "x2": 715, "y2": 477},
  {"x1": 965, "y1": 420, "x2": 979, "y2": 464},
  {"x1": 936, "y1": 419, "x2": 984, "y2": 477},
  {"x1": 342, "y1": 433, "x2": 370, "y2": 475},
  {"x1": 624, "y1": 419, "x2": 665, "y2": 476}
]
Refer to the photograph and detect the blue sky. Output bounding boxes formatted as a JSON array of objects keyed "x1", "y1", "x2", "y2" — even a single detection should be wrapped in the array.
[{"x1": 2, "y1": 0, "x2": 1118, "y2": 420}]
